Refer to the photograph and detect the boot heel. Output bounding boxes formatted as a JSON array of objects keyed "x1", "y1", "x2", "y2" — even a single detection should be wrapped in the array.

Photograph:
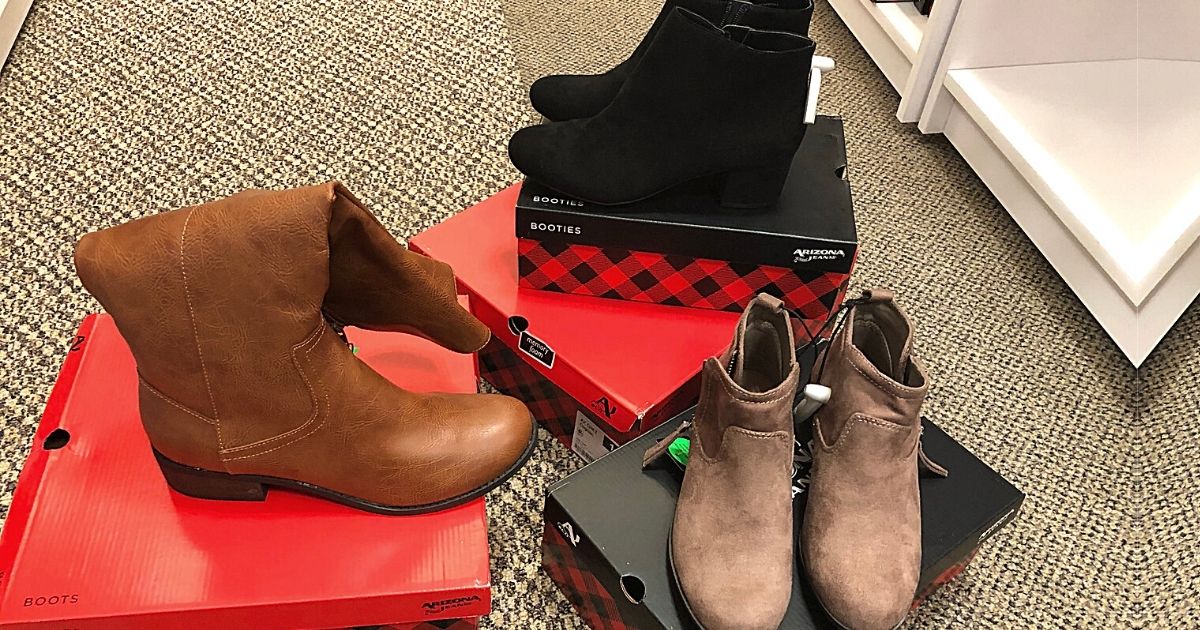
[
  {"x1": 152, "y1": 449, "x2": 267, "y2": 501},
  {"x1": 719, "y1": 162, "x2": 791, "y2": 209}
]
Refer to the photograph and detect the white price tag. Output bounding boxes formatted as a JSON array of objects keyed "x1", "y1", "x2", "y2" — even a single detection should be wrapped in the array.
[{"x1": 570, "y1": 411, "x2": 619, "y2": 463}]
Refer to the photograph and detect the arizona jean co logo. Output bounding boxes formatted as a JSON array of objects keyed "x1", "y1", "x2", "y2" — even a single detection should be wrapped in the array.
[
  {"x1": 793, "y1": 248, "x2": 846, "y2": 263},
  {"x1": 557, "y1": 521, "x2": 581, "y2": 547},
  {"x1": 421, "y1": 595, "x2": 481, "y2": 614},
  {"x1": 591, "y1": 396, "x2": 617, "y2": 420}
]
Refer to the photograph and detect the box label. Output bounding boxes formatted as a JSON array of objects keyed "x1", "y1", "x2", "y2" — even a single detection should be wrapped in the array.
[
  {"x1": 571, "y1": 412, "x2": 619, "y2": 463},
  {"x1": 507, "y1": 315, "x2": 555, "y2": 369}
]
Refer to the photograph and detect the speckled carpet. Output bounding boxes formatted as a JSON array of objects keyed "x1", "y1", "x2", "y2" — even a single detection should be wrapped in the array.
[{"x1": 0, "y1": 0, "x2": 1187, "y2": 628}]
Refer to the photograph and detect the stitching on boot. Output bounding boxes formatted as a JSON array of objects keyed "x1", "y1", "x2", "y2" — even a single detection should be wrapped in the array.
[
  {"x1": 726, "y1": 427, "x2": 790, "y2": 441},
  {"x1": 828, "y1": 413, "x2": 909, "y2": 455},
  {"x1": 223, "y1": 323, "x2": 330, "y2": 461},
  {"x1": 849, "y1": 343, "x2": 921, "y2": 398},
  {"x1": 840, "y1": 319, "x2": 921, "y2": 398},
  {"x1": 714, "y1": 362, "x2": 798, "y2": 405},
  {"x1": 694, "y1": 426, "x2": 790, "y2": 466},
  {"x1": 221, "y1": 323, "x2": 325, "y2": 453},
  {"x1": 179, "y1": 208, "x2": 223, "y2": 449},
  {"x1": 138, "y1": 375, "x2": 217, "y2": 425}
]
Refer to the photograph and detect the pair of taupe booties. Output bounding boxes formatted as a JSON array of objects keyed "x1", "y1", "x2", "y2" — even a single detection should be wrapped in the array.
[
  {"x1": 646, "y1": 292, "x2": 946, "y2": 630},
  {"x1": 74, "y1": 184, "x2": 536, "y2": 514}
]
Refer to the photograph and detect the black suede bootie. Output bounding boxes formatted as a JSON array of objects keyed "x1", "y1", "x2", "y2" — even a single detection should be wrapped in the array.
[
  {"x1": 508, "y1": 9, "x2": 816, "y2": 208},
  {"x1": 529, "y1": 0, "x2": 814, "y2": 122}
]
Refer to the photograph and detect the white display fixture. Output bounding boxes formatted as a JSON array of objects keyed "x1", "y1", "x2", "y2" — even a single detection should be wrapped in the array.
[
  {"x1": 825, "y1": 0, "x2": 960, "y2": 122},
  {"x1": 0, "y1": 0, "x2": 32, "y2": 71},
  {"x1": 915, "y1": 0, "x2": 1200, "y2": 365}
]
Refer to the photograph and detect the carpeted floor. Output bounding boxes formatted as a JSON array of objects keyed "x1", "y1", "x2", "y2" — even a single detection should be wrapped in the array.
[{"x1": 0, "y1": 0, "x2": 1188, "y2": 628}]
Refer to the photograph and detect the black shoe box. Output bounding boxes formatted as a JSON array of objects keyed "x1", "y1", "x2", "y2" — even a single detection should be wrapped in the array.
[
  {"x1": 515, "y1": 116, "x2": 857, "y2": 320},
  {"x1": 541, "y1": 399, "x2": 1024, "y2": 629}
]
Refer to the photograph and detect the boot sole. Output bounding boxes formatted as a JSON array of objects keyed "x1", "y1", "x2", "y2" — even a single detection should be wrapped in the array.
[
  {"x1": 667, "y1": 527, "x2": 710, "y2": 630},
  {"x1": 151, "y1": 417, "x2": 538, "y2": 515}
]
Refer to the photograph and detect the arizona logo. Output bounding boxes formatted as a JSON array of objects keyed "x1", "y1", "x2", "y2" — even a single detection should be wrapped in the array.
[
  {"x1": 421, "y1": 595, "x2": 481, "y2": 614},
  {"x1": 793, "y1": 248, "x2": 846, "y2": 263},
  {"x1": 591, "y1": 396, "x2": 617, "y2": 419},
  {"x1": 557, "y1": 521, "x2": 581, "y2": 547}
]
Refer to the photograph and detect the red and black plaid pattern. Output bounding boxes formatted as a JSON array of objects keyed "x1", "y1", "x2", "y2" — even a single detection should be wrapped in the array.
[
  {"x1": 518, "y1": 239, "x2": 850, "y2": 316},
  {"x1": 478, "y1": 337, "x2": 581, "y2": 447},
  {"x1": 542, "y1": 523, "x2": 636, "y2": 630}
]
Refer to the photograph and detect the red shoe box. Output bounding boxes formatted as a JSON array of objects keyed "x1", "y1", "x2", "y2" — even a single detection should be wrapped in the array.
[
  {"x1": 413, "y1": 187, "x2": 809, "y2": 461},
  {"x1": 0, "y1": 315, "x2": 492, "y2": 630},
  {"x1": 515, "y1": 116, "x2": 856, "y2": 317}
]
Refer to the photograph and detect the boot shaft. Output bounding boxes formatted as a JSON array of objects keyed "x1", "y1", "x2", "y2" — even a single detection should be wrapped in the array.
[
  {"x1": 694, "y1": 293, "x2": 799, "y2": 454},
  {"x1": 322, "y1": 185, "x2": 490, "y2": 353},
  {"x1": 816, "y1": 291, "x2": 927, "y2": 440},
  {"x1": 613, "y1": 8, "x2": 816, "y2": 157},
  {"x1": 634, "y1": 0, "x2": 814, "y2": 60},
  {"x1": 75, "y1": 185, "x2": 347, "y2": 447},
  {"x1": 74, "y1": 183, "x2": 490, "y2": 450}
]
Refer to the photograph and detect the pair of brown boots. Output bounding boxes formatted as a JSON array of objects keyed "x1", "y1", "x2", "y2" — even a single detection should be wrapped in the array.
[
  {"x1": 74, "y1": 183, "x2": 536, "y2": 514},
  {"x1": 647, "y1": 292, "x2": 946, "y2": 630}
]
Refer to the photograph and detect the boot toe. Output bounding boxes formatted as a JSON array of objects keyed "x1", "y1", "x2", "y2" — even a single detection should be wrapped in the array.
[
  {"x1": 472, "y1": 393, "x2": 536, "y2": 476},
  {"x1": 529, "y1": 75, "x2": 581, "y2": 122},
  {"x1": 808, "y1": 566, "x2": 912, "y2": 630},
  {"x1": 507, "y1": 124, "x2": 553, "y2": 181},
  {"x1": 678, "y1": 573, "x2": 789, "y2": 630}
]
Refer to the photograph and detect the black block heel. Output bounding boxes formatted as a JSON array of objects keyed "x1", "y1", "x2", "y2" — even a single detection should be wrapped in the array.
[
  {"x1": 719, "y1": 162, "x2": 791, "y2": 209},
  {"x1": 153, "y1": 449, "x2": 268, "y2": 501}
]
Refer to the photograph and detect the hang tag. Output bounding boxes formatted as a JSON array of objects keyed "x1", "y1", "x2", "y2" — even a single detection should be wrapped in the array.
[
  {"x1": 805, "y1": 55, "x2": 836, "y2": 125},
  {"x1": 508, "y1": 315, "x2": 555, "y2": 369}
]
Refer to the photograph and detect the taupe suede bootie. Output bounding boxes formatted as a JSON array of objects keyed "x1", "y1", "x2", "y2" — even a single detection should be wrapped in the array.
[
  {"x1": 645, "y1": 294, "x2": 799, "y2": 629},
  {"x1": 801, "y1": 289, "x2": 947, "y2": 630}
]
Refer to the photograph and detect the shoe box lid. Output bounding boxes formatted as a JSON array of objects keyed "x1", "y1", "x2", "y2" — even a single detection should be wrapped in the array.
[
  {"x1": 0, "y1": 314, "x2": 492, "y2": 630},
  {"x1": 410, "y1": 187, "x2": 741, "y2": 436},
  {"x1": 542, "y1": 398, "x2": 1025, "y2": 629},
  {"x1": 515, "y1": 115, "x2": 857, "y2": 276}
]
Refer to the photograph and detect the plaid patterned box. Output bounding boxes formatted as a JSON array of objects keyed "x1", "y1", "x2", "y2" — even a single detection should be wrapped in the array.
[
  {"x1": 518, "y1": 239, "x2": 853, "y2": 316},
  {"x1": 516, "y1": 116, "x2": 857, "y2": 317},
  {"x1": 477, "y1": 336, "x2": 673, "y2": 455},
  {"x1": 411, "y1": 186, "x2": 754, "y2": 462},
  {"x1": 541, "y1": 522, "x2": 640, "y2": 630}
]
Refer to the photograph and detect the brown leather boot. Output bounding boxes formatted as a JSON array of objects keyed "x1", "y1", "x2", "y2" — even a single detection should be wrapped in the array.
[
  {"x1": 73, "y1": 182, "x2": 536, "y2": 514},
  {"x1": 644, "y1": 294, "x2": 799, "y2": 630},
  {"x1": 801, "y1": 289, "x2": 947, "y2": 629}
]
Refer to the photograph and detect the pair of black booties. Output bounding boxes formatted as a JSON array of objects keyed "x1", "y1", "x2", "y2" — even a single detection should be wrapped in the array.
[{"x1": 509, "y1": 0, "x2": 816, "y2": 209}]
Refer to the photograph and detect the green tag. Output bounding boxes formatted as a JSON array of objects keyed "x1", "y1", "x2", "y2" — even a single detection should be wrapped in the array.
[{"x1": 667, "y1": 437, "x2": 691, "y2": 467}]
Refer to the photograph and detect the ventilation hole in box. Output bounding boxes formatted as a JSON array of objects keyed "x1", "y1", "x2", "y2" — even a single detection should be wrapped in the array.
[
  {"x1": 835, "y1": 165, "x2": 847, "y2": 180},
  {"x1": 43, "y1": 429, "x2": 71, "y2": 450},
  {"x1": 508, "y1": 315, "x2": 529, "y2": 336},
  {"x1": 620, "y1": 574, "x2": 646, "y2": 604}
]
